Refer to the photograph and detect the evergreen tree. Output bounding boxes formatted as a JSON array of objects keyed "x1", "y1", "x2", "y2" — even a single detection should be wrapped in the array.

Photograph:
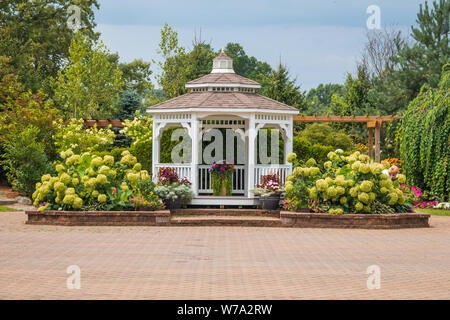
[
  {"x1": 261, "y1": 63, "x2": 306, "y2": 110},
  {"x1": 390, "y1": 0, "x2": 449, "y2": 99}
]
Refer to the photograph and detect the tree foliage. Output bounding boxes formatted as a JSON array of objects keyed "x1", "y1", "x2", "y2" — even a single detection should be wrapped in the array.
[
  {"x1": 51, "y1": 32, "x2": 124, "y2": 119},
  {"x1": 0, "y1": 0, "x2": 100, "y2": 93},
  {"x1": 398, "y1": 64, "x2": 449, "y2": 200}
]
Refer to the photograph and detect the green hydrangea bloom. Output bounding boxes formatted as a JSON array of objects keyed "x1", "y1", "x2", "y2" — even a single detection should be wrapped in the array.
[
  {"x1": 398, "y1": 174, "x2": 406, "y2": 184},
  {"x1": 388, "y1": 192, "x2": 398, "y2": 205},
  {"x1": 72, "y1": 197, "x2": 83, "y2": 209},
  {"x1": 355, "y1": 202, "x2": 364, "y2": 211},
  {"x1": 41, "y1": 174, "x2": 51, "y2": 182},
  {"x1": 286, "y1": 153, "x2": 297, "y2": 163},
  {"x1": 98, "y1": 194, "x2": 107, "y2": 203},
  {"x1": 351, "y1": 161, "x2": 361, "y2": 171},
  {"x1": 63, "y1": 194, "x2": 75, "y2": 205},
  {"x1": 55, "y1": 164, "x2": 64, "y2": 173},
  {"x1": 66, "y1": 155, "x2": 81, "y2": 166},
  {"x1": 380, "y1": 187, "x2": 389, "y2": 194},
  {"x1": 359, "y1": 164, "x2": 371, "y2": 174},
  {"x1": 60, "y1": 173, "x2": 71, "y2": 184},
  {"x1": 305, "y1": 158, "x2": 316, "y2": 167},
  {"x1": 92, "y1": 190, "x2": 99, "y2": 198},
  {"x1": 133, "y1": 163, "x2": 142, "y2": 171},
  {"x1": 335, "y1": 208, "x2": 343, "y2": 215},
  {"x1": 358, "y1": 192, "x2": 370, "y2": 204},
  {"x1": 349, "y1": 187, "x2": 358, "y2": 197},
  {"x1": 326, "y1": 187, "x2": 337, "y2": 198},
  {"x1": 336, "y1": 186, "x2": 345, "y2": 195},
  {"x1": 316, "y1": 179, "x2": 328, "y2": 191},
  {"x1": 96, "y1": 174, "x2": 108, "y2": 184},
  {"x1": 324, "y1": 161, "x2": 332, "y2": 170},
  {"x1": 72, "y1": 178, "x2": 79, "y2": 186},
  {"x1": 54, "y1": 181, "x2": 66, "y2": 193},
  {"x1": 340, "y1": 197, "x2": 347, "y2": 205},
  {"x1": 369, "y1": 192, "x2": 376, "y2": 202},
  {"x1": 360, "y1": 180, "x2": 373, "y2": 192},
  {"x1": 91, "y1": 157, "x2": 103, "y2": 167},
  {"x1": 103, "y1": 155, "x2": 114, "y2": 167}
]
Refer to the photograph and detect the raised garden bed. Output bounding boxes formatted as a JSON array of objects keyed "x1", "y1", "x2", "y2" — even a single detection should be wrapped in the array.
[
  {"x1": 280, "y1": 212, "x2": 430, "y2": 229},
  {"x1": 25, "y1": 210, "x2": 430, "y2": 229},
  {"x1": 26, "y1": 210, "x2": 170, "y2": 226}
]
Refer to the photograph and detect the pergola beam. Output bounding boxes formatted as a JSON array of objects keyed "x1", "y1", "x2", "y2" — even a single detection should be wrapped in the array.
[
  {"x1": 293, "y1": 115, "x2": 401, "y2": 163},
  {"x1": 293, "y1": 115, "x2": 400, "y2": 123}
]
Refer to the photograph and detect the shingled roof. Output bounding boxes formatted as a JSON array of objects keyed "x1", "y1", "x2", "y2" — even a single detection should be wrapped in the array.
[
  {"x1": 186, "y1": 73, "x2": 260, "y2": 86},
  {"x1": 148, "y1": 91, "x2": 298, "y2": 111}
]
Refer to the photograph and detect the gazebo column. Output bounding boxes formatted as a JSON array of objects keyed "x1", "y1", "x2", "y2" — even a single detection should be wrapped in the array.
[
  {"x1": 247, "y1": 115, "x2": 256, "y2": 198},
  {"x1": 190, "y1": 114, "x2": 199, "y2": 196},
  {"x1": 152, "y1": 120, "x2": 161, "y2": 182}
]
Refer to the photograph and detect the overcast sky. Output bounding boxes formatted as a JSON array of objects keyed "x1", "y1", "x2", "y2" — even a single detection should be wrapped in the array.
[{"x1": 95, "y1": 0, "x2": 426, "y2": 91}]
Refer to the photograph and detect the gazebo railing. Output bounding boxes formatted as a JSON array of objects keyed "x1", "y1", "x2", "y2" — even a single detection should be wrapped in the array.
[
  {"x1": 198, "y1": 164, "x2": 246, "y2": 195},
  {"x1": 254, "y1": 164, "x2": 291, "y2": 186},
  {"x1": 153, "y1": 163, "x2": 192, "y2": 182}
]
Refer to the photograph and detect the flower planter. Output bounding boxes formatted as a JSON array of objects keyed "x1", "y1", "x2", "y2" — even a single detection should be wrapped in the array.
[
  {"x1": 164, "y1": 198, "x2": 182, "y2": 210},
  {"x1": 260, "y1": 195, "x2": 280, "y2": 210}
]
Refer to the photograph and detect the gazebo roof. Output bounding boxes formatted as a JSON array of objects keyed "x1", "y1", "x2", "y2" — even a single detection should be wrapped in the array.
[
  {"x1": 147, "y1": 49, "x2": 299, "y2": 113},
  {"x1": 186, "y1": 73, "x2": 260, "y2": 87},
  {"x1": 148, "y1": 91, "x2": 298, "y2": 112}
]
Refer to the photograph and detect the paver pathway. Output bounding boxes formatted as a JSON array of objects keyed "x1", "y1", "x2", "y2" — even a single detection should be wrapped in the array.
[{"x1": 0, "y1": 212, "x2": 449, "y2": 299}]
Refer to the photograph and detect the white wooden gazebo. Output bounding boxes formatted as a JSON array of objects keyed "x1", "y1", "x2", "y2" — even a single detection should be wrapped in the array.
[{"x1": 147, "y1": 50, "x2": 299, "y2": 205}]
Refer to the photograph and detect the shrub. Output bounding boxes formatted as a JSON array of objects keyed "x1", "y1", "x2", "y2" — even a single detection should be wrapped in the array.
[
  {"x1": 32, "y1": 149, "x2": 162, "y2": 211},
  {"x1": 121, "y1": 112, "x2": 153, "y2": 171},
  {"x1": 154, "y1": 167, "x2": 194, "y2": 205},
  {"x1": 285, "y1": 150, "x2": 410, "y2": 214},
  {"x1": 1, "y1": 127, "x2": 54, "y2": 197},
  {"x1": 298, "y1": 123, "x2": 353, "y2": 151},
  {"x1": 53, "y1": 118, "x2": 116, "y2": 154}
]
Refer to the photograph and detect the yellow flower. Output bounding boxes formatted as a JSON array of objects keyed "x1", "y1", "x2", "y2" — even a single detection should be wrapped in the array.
[
  {"x1": 286, "y1": 153, "x2": 297, "y2": 163},
  {"x1": 98, "y1": 194, "x2": 107, "y2": 203}
]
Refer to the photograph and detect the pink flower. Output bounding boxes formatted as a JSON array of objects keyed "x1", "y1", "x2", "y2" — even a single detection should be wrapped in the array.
[
  {"x1": 411, "y1": 186, "x2": 417, "y2": 192},
  {"x1": 414, "y1": 190, "x2": 422, "y2": 197}
]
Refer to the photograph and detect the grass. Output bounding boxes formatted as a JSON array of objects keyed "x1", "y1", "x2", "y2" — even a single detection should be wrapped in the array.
[
  {"x1": 0, "y1": 205, "x2": 19, "y2": 212},
  {"x1": 415, "y1": 208, "x2": 450, "y2": 216}
]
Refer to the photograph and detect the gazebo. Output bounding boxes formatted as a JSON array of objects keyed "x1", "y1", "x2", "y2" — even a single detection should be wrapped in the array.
[{"x1": 147, "y1": 50, "x2": 299, "y2": 205}]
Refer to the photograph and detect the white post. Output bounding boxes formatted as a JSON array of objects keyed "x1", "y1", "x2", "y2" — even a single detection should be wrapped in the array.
[
  {"x1": 247, "y1": 114, "x2": 256, "y2": 198},
  {"x1": 152, "y1": 118, "x2": 160, "y2": 183},
  {"x1": 190, "y1": 113, "x2": 198, "y2": 196},
  {"x1": 284, "y1": 117, "x2": 294, "y2": 174}
]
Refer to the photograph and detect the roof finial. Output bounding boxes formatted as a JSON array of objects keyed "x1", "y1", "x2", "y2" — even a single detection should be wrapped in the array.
[{"x1": 221, "y1": 48, "x2": 225, "y2": 53}]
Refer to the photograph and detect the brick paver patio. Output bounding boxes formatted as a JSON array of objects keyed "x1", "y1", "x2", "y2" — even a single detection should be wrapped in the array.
[{"x1": 0, "y1": 212, "x2": 449, "y2": 299}]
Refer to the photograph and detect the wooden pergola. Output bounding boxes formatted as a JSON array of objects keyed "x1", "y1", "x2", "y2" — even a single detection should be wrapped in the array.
[{"x1": 293, "y1": 115, "x2": 401, "y2": 162}]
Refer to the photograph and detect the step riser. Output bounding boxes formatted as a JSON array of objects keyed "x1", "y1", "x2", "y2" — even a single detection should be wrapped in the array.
[
  {"x1": 170, "y1": 220, "x2": 282, "y2": 227},
  {"x1": 171, "y1": 209, "x2": 280, "y2": 218}
]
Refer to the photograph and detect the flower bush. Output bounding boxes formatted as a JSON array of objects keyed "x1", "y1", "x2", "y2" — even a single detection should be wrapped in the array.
[
  {"x1": 32, "y1": 149, "x2": 161, "y2": 211},
  {"x1": 252, "y1": 173, "x2": 284, "y2": 198},
  {"x1": 284, "y1": 150, "x2": 411, "y2": 214},
  {"x1": 154, "y1": 167, "x2": 194, "y2": 204},
  {"x1": 209, "y1": 160, "x2": 234, "y2": 196},
  {"x1": 53, "y1": 118, "x2": 116, "y2": 154},
  {"x1": 400, "y1": 184, "x2": 439, "y2": 210}
]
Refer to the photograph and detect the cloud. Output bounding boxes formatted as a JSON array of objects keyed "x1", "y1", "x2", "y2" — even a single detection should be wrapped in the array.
[{"x1": 95, "y1": 0, "x2": 426, "y2": 90}]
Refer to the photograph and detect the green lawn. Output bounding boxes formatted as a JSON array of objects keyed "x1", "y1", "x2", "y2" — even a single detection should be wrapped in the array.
[
  {"x1": 415, "y1": 208, "x2": 450, "y2": 216},
  {"x1": 0, "y1": 206, "x2": 19, "y2": 212}
]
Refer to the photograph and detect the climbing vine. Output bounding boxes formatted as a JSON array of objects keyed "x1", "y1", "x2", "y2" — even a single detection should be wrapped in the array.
[{"x1": 398, "y1": 64, "x2": 449, "y2": 200}]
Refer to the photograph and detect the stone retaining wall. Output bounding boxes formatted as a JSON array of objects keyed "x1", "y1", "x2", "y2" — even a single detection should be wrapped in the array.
[
  {"x1": 26, "y1": 210, "x2": 170, "y2": 226},
  {"x1": 280, "y1": 212, "x2": 430, "y2": 229}
]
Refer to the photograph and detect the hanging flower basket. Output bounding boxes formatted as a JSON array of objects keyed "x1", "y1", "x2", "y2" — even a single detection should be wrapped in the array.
[{"x1": 209, "y1": 161, "x2": 234, "y2": 196}]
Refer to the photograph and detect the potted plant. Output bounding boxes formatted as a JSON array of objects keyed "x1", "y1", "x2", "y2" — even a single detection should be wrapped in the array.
[
  {"x1": 209, "y1": 160, "x2": 234, "y2": 196},
  {"x1": 129, "y1": 180, "x2": 165, "y2": 211},
  {"x1": 252, "y1": 174, "x2": 283, "y2": 210},
  {"x1": 154, "y1": 167, "x2": 195, "y2": 209}
]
